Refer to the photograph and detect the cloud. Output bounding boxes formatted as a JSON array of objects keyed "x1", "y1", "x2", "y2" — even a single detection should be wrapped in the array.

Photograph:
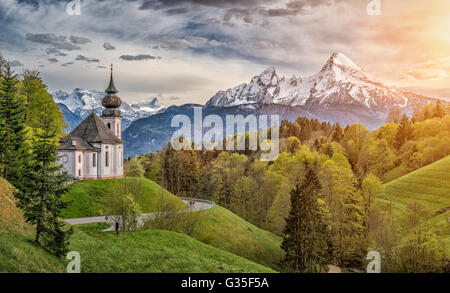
[
  {"x1": 26, "y1": 33, "x2": 81, "y2": 51},
  {"x1": 45, "y1": 47, "x2": 67, "y2": 56},
  {"x1": 119, "y1": 54, "x2": 161, "y2": 61},
  {"x1": 61, "y1": 62, "x2": 74, "y2": 67},
  {"x1": 70, "y1": 35, "x2": 91, "y2": 45},
  {"x1": 9, "y1": 60, "x2": 23, "y2": 67},
  {"x1": 103, "y1": 42, "x2": 116, "y2": 50},
  {"x1": 75, "y1": 55, "x2": 100, "y2": 63},
  {"x1": 48, "y1": 57, "x2": 58, "y2": 63}
]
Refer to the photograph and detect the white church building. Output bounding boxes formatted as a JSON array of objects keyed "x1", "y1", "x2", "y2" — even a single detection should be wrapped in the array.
[{"x1": 57, "y1": 66, "x2": 124, "y2": 180}]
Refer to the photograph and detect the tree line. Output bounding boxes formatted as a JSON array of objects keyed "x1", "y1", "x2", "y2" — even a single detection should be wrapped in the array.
[{"x1": 0, "y1": 56, "x2": 71, "y2": 256}]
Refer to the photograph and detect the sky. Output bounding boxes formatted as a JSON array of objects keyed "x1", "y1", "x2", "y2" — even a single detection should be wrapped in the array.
[{"x1": 1, "y1": 0, "x2": 450, "y2": 105}]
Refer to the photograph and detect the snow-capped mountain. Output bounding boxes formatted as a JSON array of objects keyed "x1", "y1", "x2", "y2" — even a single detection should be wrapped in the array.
[
  {"x1": 206, "y1": 52, "x2": 429, "y2": 110},
  {"x1": 122, "y1": 52, "x2": 437, "y2": 157},
  {"x1": 53, "y1": 88, "x2": 165, "y2": 130}
]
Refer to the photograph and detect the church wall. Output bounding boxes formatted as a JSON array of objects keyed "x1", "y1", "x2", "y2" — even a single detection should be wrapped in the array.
[{"x1": 58, "y1": 151, "x2": 75, "y2": 177}]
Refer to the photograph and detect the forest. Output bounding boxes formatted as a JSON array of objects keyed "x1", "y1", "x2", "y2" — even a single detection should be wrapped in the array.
[{"x1": 133, "y1": 101, "x2": 450, "y2": 272}]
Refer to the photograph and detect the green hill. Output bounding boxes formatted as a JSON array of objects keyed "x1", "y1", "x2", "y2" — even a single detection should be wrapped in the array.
[
  {"x1": 69, "y1": 223, "x2": 275, "y2": 273},
  {"x1": 0, "y1": 177, "x2": 64, "y2": 272},
  {"x1": 195, "y1": 206, "x2": 283, "y2": 270},
  {"x1": 378, "y1": 155, "x2": 450, "y2": 254},
  {"x1": 61, "y1": 177, "x2": 185, "y2": 218},
  {"x1": 0, "y1": 177, "x2": 277, "y2": 273}
]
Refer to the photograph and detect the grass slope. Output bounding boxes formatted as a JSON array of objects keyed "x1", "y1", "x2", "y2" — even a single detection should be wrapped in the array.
[
  {"x1": 183, "y1": 206, "x2": 283, "y2": 270},
  {"x1": 379, "y1": 155, "x2": 450, "y2": 254},
  {"x1": 61, "y1": 177, "x2": 185, "y2": 218},
  {"x1": 70, "y1": 223, "x2": 275, "y2": 273},
  {"x1": 1, "y1": 177, "x2": 275, "y2": 273},
  {"x1": 0, "y1": 177, "x2": 64, "y2": 272}
]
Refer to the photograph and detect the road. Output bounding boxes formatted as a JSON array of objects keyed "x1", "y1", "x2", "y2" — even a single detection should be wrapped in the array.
[{"x1": 64, "y1": 199, "x2": 214, "y2": 232}]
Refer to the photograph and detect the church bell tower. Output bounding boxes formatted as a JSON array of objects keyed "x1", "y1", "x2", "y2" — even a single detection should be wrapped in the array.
[{"x1": 101, "y1": 65, "x2": 122, "y2": 139}]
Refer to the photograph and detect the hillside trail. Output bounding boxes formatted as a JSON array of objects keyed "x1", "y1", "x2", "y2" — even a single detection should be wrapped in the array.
[{"x1": 64, "y1": 198, "x2": 214, "y2": 232}]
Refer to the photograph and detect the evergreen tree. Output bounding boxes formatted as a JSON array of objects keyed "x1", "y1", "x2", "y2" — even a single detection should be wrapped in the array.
[
  {"x1": 281, "y1": 166, "x2": 330, "y2": 272},
  {"x1": 0, "y1": 63, "x2": 28, "y2": 187},
  {"x1": 16, "y1": 115, "x2": 72, "y2": 256},
  {"x1": 331, "y1": 123, "x2": 344, "y2": 143},
  {"x1": 393, "y1": 114, "x2": 414, "y2": 150},
  {"x1": 433, "y1": 100, "x2": 444, "y2": 118}
]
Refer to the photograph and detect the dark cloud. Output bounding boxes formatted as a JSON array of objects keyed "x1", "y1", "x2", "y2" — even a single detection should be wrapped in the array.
[
  {"x1": 48, "y1": 57, "x2": 58, "y2": 63},
  {"x1": 61, "y1": 62, "x2": 74, "y2": 67},
  {"x1": 75, "y1": 55, "x2": 100, "y2": 63},
  {"x1": 103, "y1": 42, "x2": 115, "y2": 50},
  {"x1": 9, "y1": 60, "x2": 23, "y2": 67},
  {"x1": 70, "y1": 35, "x2": 91, "y2": 45},
  {"x1": 139, "y1": 0, "x2": 270, "y2": 10},
  {"x1": 26, "y1": 33, "x2": 81, "y2": 51},
  {"x1": 119, "y1": 54, "x2": 161, "y2": 61},
  {"x1": 165, "y1": 7, "x2": 190, "y2": 15},
  {"x1": 45, "y1": 47, "x2": 67, "y2": 56}
]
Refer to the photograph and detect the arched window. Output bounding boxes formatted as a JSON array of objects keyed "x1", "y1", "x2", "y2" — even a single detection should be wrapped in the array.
[
  {"x1": 116, "y1": 123, "x2": 119, "y2": 135},
  {"x1": 78, "y1": 169, "x2": 81, "y2": 176},
  {"x1": 107, "y1": 122, "x2": 111, "y2": 129},
  {"x1": 93, "y1": 153, "x2": 97, "y2": 167},
  {"x1": 78, "y1": 154, "x2": 81, "y2": 163}
]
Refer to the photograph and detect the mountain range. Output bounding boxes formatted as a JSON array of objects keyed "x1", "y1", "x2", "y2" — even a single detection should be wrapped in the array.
[
  {"x1": 53, "y1": 88, "x2": 165, "y2": 130},
  {"x1": 55, "y1": 52, "x2": 438, "y2": 158}
]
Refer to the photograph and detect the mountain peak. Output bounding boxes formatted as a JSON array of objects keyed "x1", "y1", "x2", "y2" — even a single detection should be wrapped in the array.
[{"x1": 321, "y1": 52, "x2": 362, "y2": 73}]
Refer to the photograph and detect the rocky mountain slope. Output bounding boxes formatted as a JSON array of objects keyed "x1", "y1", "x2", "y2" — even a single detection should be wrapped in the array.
[{"x1": 53, "y1": 88, "x2": 165, "y2": 130}]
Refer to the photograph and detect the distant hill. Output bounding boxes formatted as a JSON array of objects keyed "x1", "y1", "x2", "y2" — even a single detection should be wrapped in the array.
[{"x1": 379, "y1": 155, "x2": 450, "y2": 254}]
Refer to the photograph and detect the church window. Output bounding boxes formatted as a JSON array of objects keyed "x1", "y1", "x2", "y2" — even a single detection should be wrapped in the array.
[
  {"x1": 93, "y1": 153, "x2": 97, "y2": 167},
  {"x1": 117, "y1": 123, "x2": 119, "y2": 135},
  {"x1": 78, "y1": 169, "x2": 81, "y2": 176},
  {"x1": 107, "y1": 123, "x2": 111, "y2": 129},
  {"x1": 105, "y1": 151, "x2": 109, "y2": 167},
  {"x1": 78, "y1": 154, "x2": 81, "y2": 163}
]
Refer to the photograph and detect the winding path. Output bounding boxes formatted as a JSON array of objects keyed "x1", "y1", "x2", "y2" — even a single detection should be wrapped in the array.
[{"x1": 64, "y1": 198, "x2": 215, "y2": 232}]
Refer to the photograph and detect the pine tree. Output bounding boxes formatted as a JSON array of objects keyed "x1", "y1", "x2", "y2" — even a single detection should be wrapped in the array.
[
  {"x1": 331, "y1": 123, "x2": 344, "y2": 143},
  {"x1": 433, "y1": 100, "x2": 444, "y2": 118},
  {"x1": 0, "y1": 63, "x2": 28, "y2": 187},
  {"x1": 16, "y1": 115, "x2": 72, "y2": 256},
  {"x1": 393, "y1": 114, "x2": 414, "y2": 150},
  {"x1": 281, "y1": 166, "x2": 330, "y2": 272}
]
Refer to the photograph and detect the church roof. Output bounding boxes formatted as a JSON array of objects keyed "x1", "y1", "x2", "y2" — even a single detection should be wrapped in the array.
[
  {"x1": 58, "y1": 136, "x2": 100, "y2": 151},
  {"x1": 59, "y1": 112, "x2": 123, "y2": 147}
]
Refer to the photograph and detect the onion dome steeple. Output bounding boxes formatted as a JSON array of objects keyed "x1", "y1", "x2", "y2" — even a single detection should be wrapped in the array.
[{"x1": 101, "y1": 64, "x2": 122, "y2": 117}]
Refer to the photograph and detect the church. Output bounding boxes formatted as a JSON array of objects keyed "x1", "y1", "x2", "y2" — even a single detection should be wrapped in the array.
[{"x1": 57, "y1": 66, "x2": 124, "y2": 180}]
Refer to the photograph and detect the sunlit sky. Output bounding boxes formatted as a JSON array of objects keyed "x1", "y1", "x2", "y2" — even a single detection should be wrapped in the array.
[{"x1": 1, "y1": 0, "x2": 450, "y2": 105}]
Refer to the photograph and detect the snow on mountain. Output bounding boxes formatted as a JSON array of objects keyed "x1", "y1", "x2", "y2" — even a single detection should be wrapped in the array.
[
  {"x1": 206, "y1": 52, "x2": 421, "y2": 110},
  {"x1": 53, "y1": 88, "x2": 165, "y2": 130}
]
